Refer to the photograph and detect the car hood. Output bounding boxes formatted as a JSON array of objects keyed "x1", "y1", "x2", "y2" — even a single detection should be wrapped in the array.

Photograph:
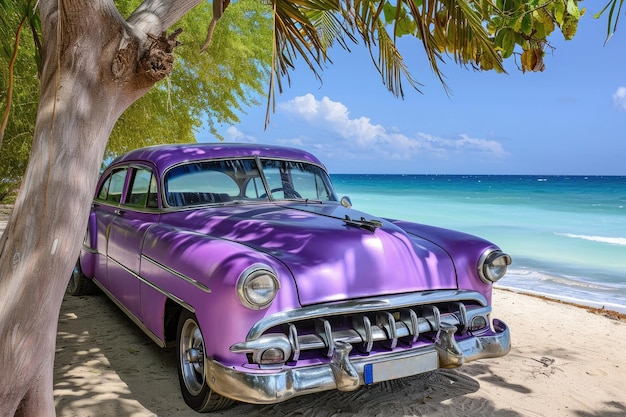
[{"x1": 169, "y1": 203, "x2": 457, "y2": 306}]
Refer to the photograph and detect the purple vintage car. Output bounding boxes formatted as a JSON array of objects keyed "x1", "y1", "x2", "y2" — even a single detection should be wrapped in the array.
[{"x1": 69, "y1": 143, "x2": 511, "y2": 412}]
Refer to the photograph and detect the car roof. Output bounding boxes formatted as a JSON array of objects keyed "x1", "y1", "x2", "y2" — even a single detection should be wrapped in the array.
[{"x1": 110, "y1": 143, "x2": 326, "y2": 173}]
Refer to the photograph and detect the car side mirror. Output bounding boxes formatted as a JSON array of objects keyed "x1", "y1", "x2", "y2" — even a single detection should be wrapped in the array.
[{"x1": 340, "y1": 196, "x2": 352, "y2": 208}]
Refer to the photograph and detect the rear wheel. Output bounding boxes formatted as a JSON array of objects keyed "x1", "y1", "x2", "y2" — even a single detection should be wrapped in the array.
[
  {"x1": 67, "y1": 259, "x2": 96, "y2": 295},
  {"x1": 176, "y1": 310, "x2": 234, "y2": 412}
]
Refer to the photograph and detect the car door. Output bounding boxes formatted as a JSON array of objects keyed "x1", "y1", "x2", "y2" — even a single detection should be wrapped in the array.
[
  {"x1": 92, "y1": 166, "x2": 129, "y2": 289},
  {"x1": 106, "y1": 165, "x2": 160, "y2": 320}
]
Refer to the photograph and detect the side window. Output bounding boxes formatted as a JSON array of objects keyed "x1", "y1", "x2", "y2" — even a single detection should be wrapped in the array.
[
  {"x1": 96, "y1": 168, "x2": 127, "y2": 204},
  {"x1": 126, "y1": 168, "x2": 157, "y2": 208},
  {"x1": 107, "y1": 169, "x2": 127, "y2": 204},
  {"x1": 147, "y1": 175, "x2": 158, "y2": 208},
  {"x1": 97, "y1": 176, "x2": 111, "y2": 200}
]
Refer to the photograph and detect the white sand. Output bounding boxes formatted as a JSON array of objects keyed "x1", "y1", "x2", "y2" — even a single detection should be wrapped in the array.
[{"x1": 53, "y1": 289, "x2": 626, "y2": 416}]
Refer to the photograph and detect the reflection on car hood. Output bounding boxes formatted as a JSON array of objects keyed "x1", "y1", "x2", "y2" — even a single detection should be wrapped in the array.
[{"x1": 167, "y1": 203, "x2": 458, "y2": 306}]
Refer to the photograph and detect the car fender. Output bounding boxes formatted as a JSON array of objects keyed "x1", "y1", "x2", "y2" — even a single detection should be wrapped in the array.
[
  {"x1": 139, "y1": 224, "x2": 300, "y2": 361},
  {"x1": 387, "y1": 219, "x2": 497, "y2": 303}
]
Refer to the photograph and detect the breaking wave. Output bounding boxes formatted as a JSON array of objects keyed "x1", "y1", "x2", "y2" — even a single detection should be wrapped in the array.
[{"x1": 555, "y1": 233, "x2": 626, "y2": 247}]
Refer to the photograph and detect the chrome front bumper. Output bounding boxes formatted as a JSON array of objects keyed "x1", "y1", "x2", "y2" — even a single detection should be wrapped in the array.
[{"x1": 206, "y1": 319, "x2": 510, "y2": 404}]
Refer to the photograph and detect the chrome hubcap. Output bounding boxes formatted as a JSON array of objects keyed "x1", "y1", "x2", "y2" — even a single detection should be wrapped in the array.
[
  {"x1": 180, "y1": 319, "x2": 205, "y2": 396},
  {"x1": 69, "y1": 264, "x2": 80, "y2": 290}
]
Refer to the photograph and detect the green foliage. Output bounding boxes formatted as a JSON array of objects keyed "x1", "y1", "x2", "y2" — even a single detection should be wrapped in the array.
[
  {"x1": 485, "y1": 0, "x2": 584, "y2": 71},
  {"x1": 594, "y1": 0, "x2": 624, "y2": 42},
  {"x1": 107, "y1": 0, "x2": 273, "y2": 160},
  {"x1": 0, "y1": 0, "x2": 40, "y2": 202},
  {"x1": 269, "y1": 0, "x2": 586, "y2": 103},
  {"x1": 369, "y1": 0, "x2": 585, "y2": 77},
  {"x1": 0, "y1": 0, "x2": 272, "y2": 200}
]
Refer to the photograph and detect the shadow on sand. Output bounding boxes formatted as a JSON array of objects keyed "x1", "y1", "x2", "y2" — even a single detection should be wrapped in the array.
[{"x1": 55, "y1": 293, "x2": 525, "y2": 417}]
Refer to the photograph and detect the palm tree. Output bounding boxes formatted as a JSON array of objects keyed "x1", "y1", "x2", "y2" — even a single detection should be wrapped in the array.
[{"x1": 267, "y1": 0, "x2": 506, "y2": 118}]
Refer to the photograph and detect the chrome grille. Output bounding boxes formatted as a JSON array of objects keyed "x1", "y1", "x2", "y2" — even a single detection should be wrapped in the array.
[
  {"x1": 231, "y1": 290, "x2": 493, "y2": 365},
  {"x1": 282, "y1": 304, "x2": 476, "y2": 359}
]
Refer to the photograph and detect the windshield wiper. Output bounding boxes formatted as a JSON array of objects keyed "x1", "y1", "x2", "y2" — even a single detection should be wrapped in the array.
[{"x1": 280, "y1": 197, "x2": 323, "y2": 204}]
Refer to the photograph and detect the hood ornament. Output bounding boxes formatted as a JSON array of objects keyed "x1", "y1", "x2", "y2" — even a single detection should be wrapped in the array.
[{"x1": 344, "y1": 215, "x2": 383, "y2": 232}]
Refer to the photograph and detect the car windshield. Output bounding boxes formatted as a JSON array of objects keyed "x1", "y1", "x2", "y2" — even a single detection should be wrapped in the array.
[{"x1": 164, "y1": 158, "x2": 337, "y2": 207}]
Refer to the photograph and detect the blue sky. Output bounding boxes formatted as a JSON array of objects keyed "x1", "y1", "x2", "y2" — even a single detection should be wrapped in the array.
[{"x1": 199, "y1": 12, "x2": 626, "y2": 175}]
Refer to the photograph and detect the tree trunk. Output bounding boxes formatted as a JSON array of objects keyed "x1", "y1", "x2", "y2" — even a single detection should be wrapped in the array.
[{"x1": 0, "y1": 1, "x2": 199, "y2": 415}]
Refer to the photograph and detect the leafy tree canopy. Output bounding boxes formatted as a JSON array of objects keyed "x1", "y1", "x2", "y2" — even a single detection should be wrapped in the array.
[
  {"x1": 0, "y1": 0, "x2": 40, "y2": 201},
  {"x1": 0, "y1": 0, "x2": 272, "y2": 201},
  {"x1": 107, "y1": 0, "x2": 273, "y2": 159}
]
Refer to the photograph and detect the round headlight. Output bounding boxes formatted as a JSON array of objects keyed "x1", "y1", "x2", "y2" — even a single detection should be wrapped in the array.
[
  {"x1": 478, "y1": 249, "x2": 512, "y2": 284},
  {"x1": 237, "y1": 265, "x2": 280, "y2": 310}
]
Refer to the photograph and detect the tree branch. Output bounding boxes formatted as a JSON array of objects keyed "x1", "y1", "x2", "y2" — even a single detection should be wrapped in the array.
[
  {"x1": 128, "y1": 0, "x2": 204, "y2": 34},
  {"x1": 0, "y1": 15, "x2": 26, "y2": 150},
  {"x1": 200, "y1": 0, "x2": 231, "y2": 53}
]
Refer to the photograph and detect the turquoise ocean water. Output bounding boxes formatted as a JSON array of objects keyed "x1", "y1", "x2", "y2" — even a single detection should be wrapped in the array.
[{"x1": 331, "y1": 175, "x2": 626, "y2": 313}]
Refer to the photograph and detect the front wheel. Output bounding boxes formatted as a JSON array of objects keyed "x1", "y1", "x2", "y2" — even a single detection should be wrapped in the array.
[
  {"x1": 176, "y1": 310, "x2": 234, "y2": 412},
  {"x1": 67, "y1": 259, "x2": 96, "y2": 295}
]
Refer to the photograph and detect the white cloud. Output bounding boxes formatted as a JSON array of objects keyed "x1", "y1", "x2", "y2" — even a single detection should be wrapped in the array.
[
  {"x1": 613, "y1": 86, "x2": 626, "y2": 110},
  {"x1": 276, "y1": 138, "x2": 305, "y2": 147},
  {"x1": 224, "y1": 126, "x2": 257, "y2": 143},
  {"x1": 279, "y1": 94, "x2": 509, "y2": 159},
  {"x1": 286, "y1": 94, "x2": 321, "y2": 121}
]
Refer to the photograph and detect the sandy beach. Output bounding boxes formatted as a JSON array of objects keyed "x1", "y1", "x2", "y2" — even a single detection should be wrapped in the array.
[
  {"x1": 51, "y1": 289, "x2": 626, "y2": 417},
  {"x1": 2, "y1": 209, "x2": 625, "y2": 416}
]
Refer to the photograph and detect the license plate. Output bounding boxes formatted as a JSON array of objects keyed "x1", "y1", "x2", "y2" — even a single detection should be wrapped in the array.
[{"x1": 363, "y1": 351, "x2": 438, "y2": 385}]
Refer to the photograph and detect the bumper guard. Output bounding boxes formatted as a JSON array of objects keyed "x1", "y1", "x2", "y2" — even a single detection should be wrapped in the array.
[{"x1": 206, "y1": 319, "x2": 510, "y2": 404}]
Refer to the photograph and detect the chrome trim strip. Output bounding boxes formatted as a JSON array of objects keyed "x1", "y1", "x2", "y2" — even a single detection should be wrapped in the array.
[
  {"x1": 108, "y1": 256, "x2": 196, "y2": 312},
  {"x1": 91, "y1": 200, "x2": 161, "y2": 215},
  {"x1": 91, "y1": 278, "x2": 166, "y2": 348},
  {"x1": 141, "y1": 254, "x2": 211, "y2": 294},
  {"x1": 246, "y1": 290, "x2": 487, "y2": 340},
  {"x1": 81, "y1": 244, "x2": 98, "y2": 254},
  {"x1": 255, "y1": 155, "x2": 272, "y2": 201}
]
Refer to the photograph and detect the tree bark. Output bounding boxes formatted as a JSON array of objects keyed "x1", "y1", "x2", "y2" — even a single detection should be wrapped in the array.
[{"x1": 0, "y1": 0, "x2": 200, "y2": 415}]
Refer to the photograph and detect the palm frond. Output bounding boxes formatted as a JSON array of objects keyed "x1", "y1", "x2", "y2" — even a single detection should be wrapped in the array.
[
  {"x1": 450, "y1": 0, "x2": 504, "y2": 72},
  {"x1": 374, "y1": 19, "x2": 423, "y2": 97},
  {"x1": 266, "y1": 0, "x2": 351, "y2": 125},
  {"x1": 350, "y1": 0, "x2": 445, "y2": 96},
  {"x1": 594, "y1": 0, "x2": 624, "y2": 43},
  {"x1": 402, "y1": 0, "x2": 448, "y2": 90},
  {"x1": 308, "y1": 8, "x2": 357, "y2": 51},
  {"x1": 264, "y1": 0, "x2": 513, "y2": 124}
]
